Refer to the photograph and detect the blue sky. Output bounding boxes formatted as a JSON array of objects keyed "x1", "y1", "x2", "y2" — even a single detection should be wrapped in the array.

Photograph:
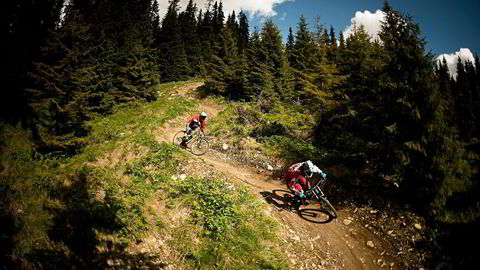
[
  {"x1": 159, "y1": 0, "x2": 479, "y2": 57},
  {"x1": 249, "y1": 0, "x2": 479, "y2": 56}
]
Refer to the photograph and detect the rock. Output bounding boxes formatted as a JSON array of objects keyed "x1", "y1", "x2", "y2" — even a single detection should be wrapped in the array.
[
  {"x1": 366, "y1": 241, "x2": 375, "y2": 248},
  {"x1": 290, "y1": 235, "x2": 300, "y2": 242},
  {"x1": 222, "y1": 143, "x2": 229, "y2": 150},
  {"x1": 387, "y1": 230, "x2": 394, "y2": 235},
  {"x1": 414, "y1": 223, "x2": 422, "y2": 230},
  {"x1": 267, "y1": 165, "x2": 274, "y2": 171},
  {"x1": 290, "y1": 258, "x2": 296, "y2": 265},
  {"x1": 171, "y1": 175, "x2": 178, "y2": 180},
  {"x1": 370, "y1": 210, "x2": 378, "y2": 214},
  {"x1": 390, "y1": 262, "x2": 395, "y2": 267},
  {"x1": 343, "y1": 219, "x2": 352, "y2": 226},
  {"x1": 179, "y1": 174, "x2": 187, "y2": 180}
]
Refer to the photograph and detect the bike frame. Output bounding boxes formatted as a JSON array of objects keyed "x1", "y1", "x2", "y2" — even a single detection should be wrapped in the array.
[
  {"x1": 184, "y1": 130, "x2": 204, "y2": 145},
  {"x1": 306, "y1": 177, "x2": 328, "y2": 200}
]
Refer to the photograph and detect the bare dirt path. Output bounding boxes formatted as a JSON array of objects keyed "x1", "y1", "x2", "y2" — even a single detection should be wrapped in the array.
[{"x1": 154, "y1": 82, "x2": 401, "y2": 270}]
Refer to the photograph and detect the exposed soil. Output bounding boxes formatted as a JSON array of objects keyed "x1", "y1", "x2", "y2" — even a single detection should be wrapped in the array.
[{"x1": 152, "y1": 82, "x2": 428, "y2": 270}]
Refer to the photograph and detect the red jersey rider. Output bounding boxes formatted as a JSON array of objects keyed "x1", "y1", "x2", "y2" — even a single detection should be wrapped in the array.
[
  {"x1": 180, "y1": 112, "x2": 208, "y2": 146},
  {"x1": 285, "y1": 160, "x2": 326, "y2": 209}
]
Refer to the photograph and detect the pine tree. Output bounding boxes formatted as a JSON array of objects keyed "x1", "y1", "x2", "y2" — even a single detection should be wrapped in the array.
[
  {"x1": 198, "y1": 4, "x2": 214, "y2": 74},
  {"x1": 30, "y1": 6, "x2": 98, "y2": 148},
  {"x1": 321, "y1": 28, "x2": 330, "y2": 46},
  {"x1": 245, "y1": 29, "x2": 266, "y2": 100},
  {"x1": 216, "y1": 1, "x2": 225, "y2": 34},
  {"x1": 115, "y1": 0, "x2": 159, "y2": 100},
  {"x1": 454, "y1": 59, "x2": 474, "y2": 139},
  {"x1": 465, "y1": 60, "x2": 478, "y2": 138},
  {"x1": 339, "y1": 31, "x2": 345, "y2": 49},
  {"x1": 378, "y1": 2, "x2": 471, "y2": 213},
  {"x1": 289, "y1": 16, "x2": 341, "y2": 107},
  {"x1": 474, "y1": 54, "x2": 480, "y2": 137},
  {"x1": 157, "y1": 0, "x2": 190, "y2": 81},
  {"x1": 437, "y1": 57, "x2": 455, "y2": 124},
  {"x1": 286, "y1": 27, "x2": 295, "y2": 64},
  {"x1": 329, "y1": 25, "x2": 337, "y2": 49},
  {"x1": 291, "y1": 16, "x2": 314, "y2": 72},
  {"x1": 238, "y1": 11, "x2": 249, "y2": 54},
  {"x1": 225, "y1": 11, "x2": 238, "y2": 35},
  {"x1": 260, "y1": 20, "x2": 291, "y2": 103},
  {"x1": 1, "y1": 0, "x2": 63, "y2": 125},
  {"x1": 179, "y1": 0, "x2": 201, "y2": 76}
]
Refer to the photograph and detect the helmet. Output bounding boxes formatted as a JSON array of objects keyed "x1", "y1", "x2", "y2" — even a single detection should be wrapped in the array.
[
  {"x1": 200, "y1": 112, "x2": 207, "y2": 120},
  {"x1": 304, "y1": 160, "x2": 314, "y2": 177}
]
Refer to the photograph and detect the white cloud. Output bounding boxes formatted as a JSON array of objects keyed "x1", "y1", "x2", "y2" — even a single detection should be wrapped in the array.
[
  {"x1": 344, "y1": 10, "x2": 385, "y2": 41},
  {"x1": 278, "y1": 12, "x2": 287, "y2": 21},
  {"x1": 157, "y1": 0, "x2": 292, "y2": 21},
  {"x1": 437, "y1": 48, "x2": 475, "y2": 78}
]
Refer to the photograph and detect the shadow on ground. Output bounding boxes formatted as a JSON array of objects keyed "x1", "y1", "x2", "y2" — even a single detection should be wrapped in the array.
[
  {"x1": 3, "y1": 250, "x2": 167, "y2": 270},
  {"x1": 1, "y1": 167, "x2": 169, "y2": 269},
  {"x1": 260, "y1": 190, "x2": 335, "y2": 224},
  {"x1": 260, "y1": 190, "x2": 291, "y2": 212}
]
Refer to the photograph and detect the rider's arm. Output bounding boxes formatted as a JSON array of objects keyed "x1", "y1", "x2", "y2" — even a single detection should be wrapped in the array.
[
  {"x1": 312, "y1": 165, "x2": 326, "y2": 178},
  {"x1": 200, "y1": 120, "x2": 207, "y2": 132},
  {"x1": 311, "y1": 165, "x2": 322, "y2": 174}
]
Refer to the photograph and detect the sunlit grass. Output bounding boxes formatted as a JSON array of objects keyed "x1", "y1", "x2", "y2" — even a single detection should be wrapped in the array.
[{"x1": 0, "y1": 80, "x2": 287, "y2": 269}]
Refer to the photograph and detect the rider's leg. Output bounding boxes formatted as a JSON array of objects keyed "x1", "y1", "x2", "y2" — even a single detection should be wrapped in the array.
[
  {"x1": 287, "y1": 177, "x2": 296, "y2": 190},
  {"x1": 180, "y1": 126, "x2": 193, "y2": 146},
  {"x1": 293, "y1": 183, "x2": 304, "y2": 210}
]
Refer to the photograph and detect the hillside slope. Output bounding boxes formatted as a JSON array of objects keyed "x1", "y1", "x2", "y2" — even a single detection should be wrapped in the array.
[
  {"x1": 1, "y1": 81, "x2": 428, "y2": 270},
  {"x1": 152, "y1": 82, "x2": 422, "y2": 270}
]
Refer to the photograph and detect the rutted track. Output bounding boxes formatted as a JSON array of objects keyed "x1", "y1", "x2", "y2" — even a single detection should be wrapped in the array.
[{"x1": 154, "y1": 82, "x2": 401, "y2": 270}]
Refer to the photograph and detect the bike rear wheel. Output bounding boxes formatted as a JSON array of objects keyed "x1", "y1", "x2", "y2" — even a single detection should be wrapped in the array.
[
  {"x1": 191, "y1": 138, "x2": 209, "y2": 155},
  {"x1": 173, "y1": 131, "x2": 186, "y2": 145},
  {"x1": 286, "y1": 179, "x2": 296, "y2": 193}
]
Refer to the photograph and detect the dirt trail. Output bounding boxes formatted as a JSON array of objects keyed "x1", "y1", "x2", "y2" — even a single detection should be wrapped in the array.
[{"x1": 155, "y1": 83, "x2": 400, "y2": 270}]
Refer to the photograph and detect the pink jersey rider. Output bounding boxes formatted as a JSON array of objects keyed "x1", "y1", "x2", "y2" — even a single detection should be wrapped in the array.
[
  {"x1": 180, "y1": 112, "x2": 208, "y2": 147},
  {"x1": 285, "y1": 160, "x2": 326, "y2": 196},
  {"x1": 186, "y1": 114, "x2": 207, "y2": 132}
]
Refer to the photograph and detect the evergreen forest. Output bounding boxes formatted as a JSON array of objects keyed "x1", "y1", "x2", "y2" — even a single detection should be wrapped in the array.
[{"x1": 1, "y1": 0, "x2": 479, "y2": 269}]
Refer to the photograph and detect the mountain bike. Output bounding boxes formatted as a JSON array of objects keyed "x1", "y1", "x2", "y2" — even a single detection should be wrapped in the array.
[
  {"x1": 286, "y1": 176, "x2": 338, "y2": 219},
  {"x1": 173, "y1": 129, "x2": 209, "y2": 155}
]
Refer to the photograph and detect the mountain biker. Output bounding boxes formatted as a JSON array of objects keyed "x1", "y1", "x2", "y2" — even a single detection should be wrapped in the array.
[
  {"x1": 180, "y1": 112, "x2": 208, "y2": 147},
  {"x1": 285, "y1": 160, "x2": 326, "y2": 210}
]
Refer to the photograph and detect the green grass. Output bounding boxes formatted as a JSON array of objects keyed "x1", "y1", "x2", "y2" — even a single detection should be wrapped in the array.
[
  {"x1": 168, "y1": 177, "x2": 286, "y2": 270},
  {"x1": 208, "y1": 101, "x2": 324, "y2": 165},
  {"x1": 0, "y1": 80, "x2": 287, "y2": 269}
]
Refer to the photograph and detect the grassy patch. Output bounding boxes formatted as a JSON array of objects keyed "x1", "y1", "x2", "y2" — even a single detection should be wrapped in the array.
[
  {"x1": 168, "y1": 177, "x2": 286, "y2": 270},
  {"x1": 1, "y1": 80, "x2": 286, "y2": 269},
  {"x1": 208, "y1": 102, "x2": 325, "y2": 165}
]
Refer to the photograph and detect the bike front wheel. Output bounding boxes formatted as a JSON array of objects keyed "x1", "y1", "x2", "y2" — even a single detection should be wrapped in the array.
[
  {"x1": 191, "y1": 138, "x2": 209, "y2": 155},
  {"x1": 316, "y1": 196, "x2": 338, "y2": 219},
  {"x1": 173, "y1": 130, "x2": 186, "y2": 146}
]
